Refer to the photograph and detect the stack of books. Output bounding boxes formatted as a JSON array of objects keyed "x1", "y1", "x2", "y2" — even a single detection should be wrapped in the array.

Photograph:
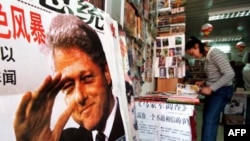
[{"x1": 134, "y1": 90, "x2": 200, "y2": 105}]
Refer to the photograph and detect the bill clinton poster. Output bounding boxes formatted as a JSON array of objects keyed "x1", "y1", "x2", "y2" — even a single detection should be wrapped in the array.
[{"x1": 0, "y1": 1, "x2": 132, "y2": 140}]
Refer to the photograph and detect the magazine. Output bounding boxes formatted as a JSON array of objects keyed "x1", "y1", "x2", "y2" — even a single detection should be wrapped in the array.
[{"x1": 176, "y1": 83, "x2": 200, "y2": 95}]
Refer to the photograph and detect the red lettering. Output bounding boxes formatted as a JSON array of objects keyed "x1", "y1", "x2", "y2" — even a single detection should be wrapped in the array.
[
  {"x1": 11, "y1": 6, "x2": 30, "y2": 42},
  {"x1": 30, "y1": 11, "x2": 45, "y2": 44},
  {"x1": 0, "y1": 4, "x2": 11, "y2": 39}
]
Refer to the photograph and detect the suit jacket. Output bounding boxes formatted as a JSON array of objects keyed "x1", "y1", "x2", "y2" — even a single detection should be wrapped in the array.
[{"x1": 59, "y1": 101, "x2": 125, "y2": 141}]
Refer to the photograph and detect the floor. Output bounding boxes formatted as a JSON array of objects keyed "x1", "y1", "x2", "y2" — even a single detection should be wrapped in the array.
[{"x1": 195, "y1": 104, "x2": 224, "y2": 141}]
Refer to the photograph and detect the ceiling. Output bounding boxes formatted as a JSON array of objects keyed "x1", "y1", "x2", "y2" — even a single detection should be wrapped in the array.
[{"x1": 185, "y1": 0, "x2": 250, "y2": 45}]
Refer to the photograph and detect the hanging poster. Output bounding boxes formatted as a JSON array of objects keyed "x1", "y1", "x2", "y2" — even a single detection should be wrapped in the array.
[{"x1": 0, "y1": 1, "x2": 132, "y2": 141}]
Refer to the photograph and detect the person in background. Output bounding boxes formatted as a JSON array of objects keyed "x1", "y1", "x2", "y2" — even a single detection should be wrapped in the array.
[
  {"x1": 185, "y1": 36, "x2": 235, "y2": 141},
  {"x1": 242, "y1": 51, "x2": 250, "y2": 90},
  {"x1": 13, "y1": 14, "x2": 125, "y2": 141}
]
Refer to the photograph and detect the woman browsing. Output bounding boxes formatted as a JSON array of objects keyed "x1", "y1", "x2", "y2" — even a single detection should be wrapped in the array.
[{"x1": 185, "y1": 36, "x2": 235, "y2": 141}]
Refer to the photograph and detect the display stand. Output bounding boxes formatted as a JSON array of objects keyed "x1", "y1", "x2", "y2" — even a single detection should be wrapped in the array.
[{"x1": 134, "y1": 93, "x2": 199, "y2": 141}]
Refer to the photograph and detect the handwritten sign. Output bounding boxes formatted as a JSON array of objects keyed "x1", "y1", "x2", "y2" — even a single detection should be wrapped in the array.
[{"x1": 135, "y1": 101, "x2": 194, "y2": 141}]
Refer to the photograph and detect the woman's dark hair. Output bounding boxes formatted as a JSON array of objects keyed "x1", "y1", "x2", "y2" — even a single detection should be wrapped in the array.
[{"x1": 185, "y1": 36, "x2": 206, "y2": 56}]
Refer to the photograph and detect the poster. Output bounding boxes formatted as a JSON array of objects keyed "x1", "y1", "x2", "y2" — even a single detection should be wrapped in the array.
[{"x1": 0, "y1": 1, "x2": 132, "y2": 140}]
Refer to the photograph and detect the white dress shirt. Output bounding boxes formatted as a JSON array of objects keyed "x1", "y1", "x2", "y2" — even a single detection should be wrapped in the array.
[{"x1": 92, "y1": 97, "x2": 118, "y2": 141}]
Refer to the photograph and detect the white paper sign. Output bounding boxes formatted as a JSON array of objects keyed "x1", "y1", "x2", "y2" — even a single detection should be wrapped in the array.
[{"x1": 135, "y1": 101, "x2": 194, "y2": 141}]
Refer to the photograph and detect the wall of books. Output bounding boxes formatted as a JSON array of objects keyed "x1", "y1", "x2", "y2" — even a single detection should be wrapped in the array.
[
  {"x1": 124, "y1": 0, "x2": 157, "y2": 96},
  {"x1": 154, "y1": 0, "x2": 186, "y2": 79},
  {"x1": 123, "y1": 1, "x2": 159, "y2": 140}
]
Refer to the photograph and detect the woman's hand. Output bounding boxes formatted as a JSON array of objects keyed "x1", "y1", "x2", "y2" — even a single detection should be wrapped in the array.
[
  {"x1": 195, "y1": 81, "x2": 205, "y2": 87},
  {"x1": 200, "y1": 86, "x2": 213, "y2": 95},
  {"x1": 13, "y1": 73, "x2": 74, "y2": 141}
]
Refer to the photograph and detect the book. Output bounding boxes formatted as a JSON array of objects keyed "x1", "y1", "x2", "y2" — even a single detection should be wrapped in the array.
[
  {"x1": 134, "y1": 91, "x2": 200, "y2": 104},
  {"x1": 176, "y1": 83, "x2": 200, "y2": 95}
]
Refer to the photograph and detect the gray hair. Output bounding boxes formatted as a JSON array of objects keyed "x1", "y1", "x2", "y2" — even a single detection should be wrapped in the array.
[{"x1": 43, "y1": 14, "x2": 107, "y2": 72}]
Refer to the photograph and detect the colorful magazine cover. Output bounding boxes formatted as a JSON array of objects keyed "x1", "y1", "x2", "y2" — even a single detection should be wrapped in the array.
[{"x1": 0, "y1": 1, "x2": 132, "y2": 140}]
